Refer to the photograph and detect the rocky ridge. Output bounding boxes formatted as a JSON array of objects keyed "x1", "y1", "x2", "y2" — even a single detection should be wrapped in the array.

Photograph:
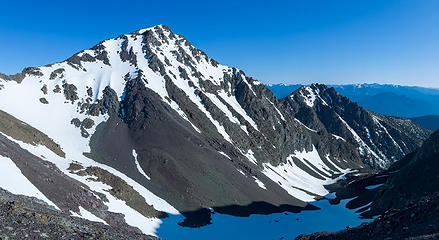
[{"x1": 282, "y1": 84, "x2": 430, "y2": 169}]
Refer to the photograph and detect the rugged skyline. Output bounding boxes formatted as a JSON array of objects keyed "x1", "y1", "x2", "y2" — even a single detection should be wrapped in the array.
[{"x1": 1, "y1": 0, "x2": 438, "y2": 87}]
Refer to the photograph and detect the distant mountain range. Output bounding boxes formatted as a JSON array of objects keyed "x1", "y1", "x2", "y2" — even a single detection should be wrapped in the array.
[
  {"x1": 411, "y1": 115, "x2": 439, "y2": 130},
  {"x1": 267, "y1": 83, "x2": 439, "y2": 120}
]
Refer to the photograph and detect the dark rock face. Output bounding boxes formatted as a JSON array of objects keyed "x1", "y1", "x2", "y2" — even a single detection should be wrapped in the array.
[
  {"x1": 53, "y1": 84, "x2": 61, "y2": 93},
  {"x1": 49, "y1": 68, "x2": 65, "y2": 80},
  {"x1": 82, "y1": 118, "x2": 95, "y2": 129},
  {"x1": 87, "y1": 87, "x2": 93, "y2": 97},
  {"x1": 73, "y1": 86, "x2": 121, "y2": 117},
  {"x1": 86, "y1": 78, "x2": 309, "y2": 217},
  {"x1": 70, "y1": 118, "x2": 95, "y2": 138},
  {"x1": 366, "y1": 130, "x2": 439, "y2": 216},
  {"x1": 282, "y1": 84, "x2": 431, "y2": 169},
  {"x1": 0, "y1": 188, "x2": 157, "y2": 240},
  {"x1": 71, "y1": 118, "x2": 81, "y2": 127},
  {"x1": 91, "y1": 43, "x2": 111, "y2": 66},
  {"x1": 41, "y1": 85, "x2": 48, "y2": 94},
  {"x1": 119, "y1": 35, "x2": 137, "y2": 65},
  {"x1": 62, "y1": 82, "x2": 79, "y2": 102},
  {"x1": 66, "y1": 43, "x2": 110, "y2": 70},
  {"x1": 0, "y1": 67, "x2": 43, "y2": 83},
  {"x1": 39, "y1": 97, "x2": 49, "y2": 104},
  {"x1": 97, "y1": 86, "x2": 120, "y2": 116}
]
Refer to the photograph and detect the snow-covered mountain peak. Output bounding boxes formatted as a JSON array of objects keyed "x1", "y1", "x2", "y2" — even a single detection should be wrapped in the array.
[
  {"x1": 1, "y1": 25, "x2": 258, "y2": 105},
  {"x1": 0, "y1": 25, "x2": 268, "y2": 160},
  {"x1": 0, "y1": 25, "x2": 431, "y2": 236},
  {"x1": 136, "y1": 24, "x2": 167, "y2": 34}
]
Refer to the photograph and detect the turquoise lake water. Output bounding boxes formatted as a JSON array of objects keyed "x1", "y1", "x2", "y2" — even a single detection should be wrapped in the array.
[{"x1": 157, "y1": 198, "x2": 371, "y2": 240}]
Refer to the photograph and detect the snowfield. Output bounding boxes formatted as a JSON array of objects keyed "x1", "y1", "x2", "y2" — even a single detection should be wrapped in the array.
[{"x1": 263, "y1": 146, "x2": 351, "y2": 202}]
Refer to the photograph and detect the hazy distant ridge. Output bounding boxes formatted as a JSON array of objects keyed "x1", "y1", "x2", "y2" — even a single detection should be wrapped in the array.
[{"x1": 267, "y1": 83, "x2": 439, "y2": 118}]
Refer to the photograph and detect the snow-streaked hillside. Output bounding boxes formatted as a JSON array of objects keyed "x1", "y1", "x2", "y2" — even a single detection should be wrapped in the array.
[{"x1": 283, "y1": 84, "x2": 430, "y2": 169}]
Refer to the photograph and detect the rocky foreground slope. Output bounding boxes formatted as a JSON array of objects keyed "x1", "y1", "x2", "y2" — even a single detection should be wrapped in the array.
[
  {"x1": 0, "y1": 188, "x2": 156, "y2": 240},
  {"x1": 0, "y1": 25, "x2": 431, "y2": 236}
]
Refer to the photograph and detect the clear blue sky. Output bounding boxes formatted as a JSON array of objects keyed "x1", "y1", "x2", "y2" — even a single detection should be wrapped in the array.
[{"x1": 1, "y1": 0, "x2": 438, "y2": 87}]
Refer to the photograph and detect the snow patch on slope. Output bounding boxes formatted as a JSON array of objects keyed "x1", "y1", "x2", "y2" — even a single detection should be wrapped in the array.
[
  {"x1": 0, "y1": 76, "x2": 108, "y2": 160},
  {"x1": 206, "y1": 92, "x2": 249, "y2": 134},
  {"x1": 218, "y1": 151, "x2": 231, "y2": 160},
  {"x1": 332, "y1": 134, "x2": 346, "y2": 142},
  {"x1": 292, "y1": 146, "x2": 333, "y2": 177},
  {"x1": 237, "y1": 169, "x2": 246, "y2": 176},
  {"x1": 337, "y1": 114, "x2": 386, "y2": 167},
  {"x1": 78, "y1": 206, "x2": 108, "y2": 225},
  {"x1": 0, "y1": 155, "x2": 59, "y2": 209},
  {"x1": 217, "y1": 90, "x2": 259, "y2": 131},
  {"x1": 300, "y1": 87, "x2": 317, "y2": 107},
  {"x1": 133, "y1": 149, "x2": 151, "y2": 180},
  {"x1": 244, "y1": 149, "x2": 257, "y2": 164},
  {"x1": 262, "y1": 146, "x2": 349, "y2": 202},
  {"x1": 71, "y1": 170, "x2": 161, "y2": 236},
  {"x1": 265, "y1": 97, "x2": 285, "y2": 122},
  {"x1": 253, "y1": 177, "x2": 266, "y2": 190},
  {"x1": 372, "y1": 115, "x2": 404, "y2": 154},
  {"x1": 294, "y1": 118, "x2": 317, "y2": 132},
  {"x1": 253, "y1": 177, "x2": 267, "y2": 190}
]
